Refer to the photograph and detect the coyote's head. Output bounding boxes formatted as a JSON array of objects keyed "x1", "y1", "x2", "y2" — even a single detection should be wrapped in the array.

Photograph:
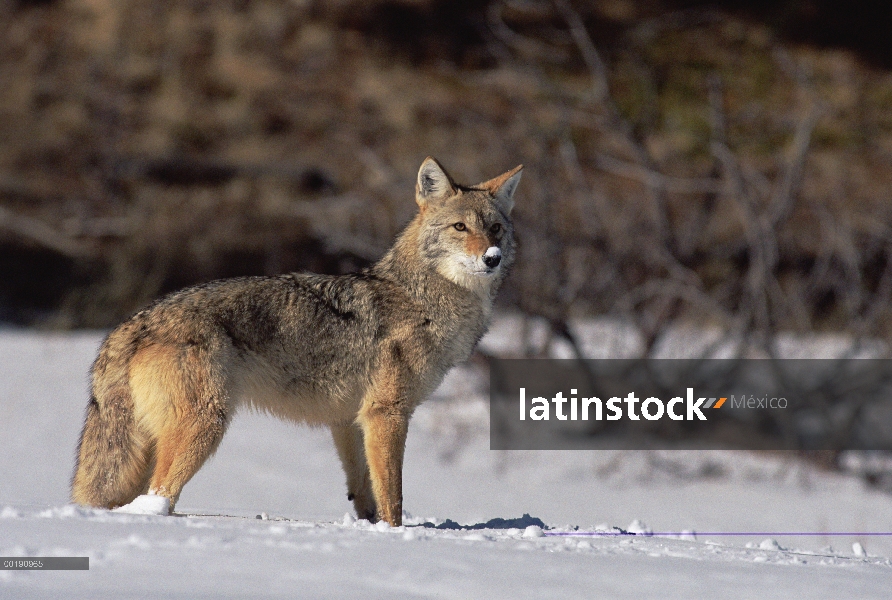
[{"x1": 414, "y1": 157, "x2": 522, "y2": 296}]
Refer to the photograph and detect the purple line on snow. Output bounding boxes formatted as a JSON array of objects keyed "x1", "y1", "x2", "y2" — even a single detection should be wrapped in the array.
[{"x1": 546, "y1": 532, "x2": 892, "y2": 537}]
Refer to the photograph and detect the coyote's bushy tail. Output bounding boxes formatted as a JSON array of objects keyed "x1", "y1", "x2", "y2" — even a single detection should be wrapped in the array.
[{"x1": 71, "y1": 341, "x2": 152, "y2": 509}]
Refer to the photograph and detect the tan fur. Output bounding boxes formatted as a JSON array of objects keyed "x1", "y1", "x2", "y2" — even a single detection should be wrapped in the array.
[
  {"x1": 463, "y1": 233, "x2": 489, "y2": 257},
  {"x1": 71, "y1": 157, "x2": 522, "y2": 525}
]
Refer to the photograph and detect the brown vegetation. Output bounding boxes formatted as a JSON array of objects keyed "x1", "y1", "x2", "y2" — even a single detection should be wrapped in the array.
[{"x1": 1, "y1": 0, "x2": 891, "y2": 355}]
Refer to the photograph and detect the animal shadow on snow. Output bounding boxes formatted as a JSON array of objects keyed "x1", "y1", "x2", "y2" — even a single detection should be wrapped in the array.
[{"x1": 419, "y1": 513, "x2": 547, "y2": 530}]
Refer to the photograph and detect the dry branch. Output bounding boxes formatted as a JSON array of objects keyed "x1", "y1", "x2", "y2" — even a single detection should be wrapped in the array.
[
  {"x1": 593, "y1": 154, "x2": 723, "y2": 195},
  {"x1": 0, "y1": 205, "x2": 97, "y2": 259}
]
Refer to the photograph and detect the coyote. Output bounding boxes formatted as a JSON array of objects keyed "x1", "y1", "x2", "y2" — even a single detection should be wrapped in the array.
[{"x1": 72, "y1": 157, "x2": 521, "y2": 525}]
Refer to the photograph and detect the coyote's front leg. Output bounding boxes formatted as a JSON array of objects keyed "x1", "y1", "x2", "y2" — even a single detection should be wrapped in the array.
[
  {"x1": 357, "y1": 367, "x2": 411, "y2": 526},
  {"x1": 330, "y1": 423, "x2": 377, "y2": 521}
]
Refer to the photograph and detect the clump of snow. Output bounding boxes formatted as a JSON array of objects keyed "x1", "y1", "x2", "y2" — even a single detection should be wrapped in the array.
[
  {"x1": 853, "y1": 542, "x2": 867, "y2": 557},
  {"x1": 627, "y1": 520, "x2": 652, "y2": 536},
  {"x1": 374, "y1": 520, "x2": 391, "y2": 532},
  {"x1": 113, "y1": 494, "x2": 170, "y2": 516},
  {"x1": 759, "y1": 539, "x2": 782, "y2": 551},
  {"x1": 342, "y1": 513, "x2": 355, "y2": 526},
  {"x1": 1, "y1": 506, "x2": 20, "y2": 518},
  {"x1": 523, "y1": 525, "x2": 544, "y2": 538}
]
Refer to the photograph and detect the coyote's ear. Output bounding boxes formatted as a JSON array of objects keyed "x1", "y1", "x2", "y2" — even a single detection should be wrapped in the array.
[
  {"x1": 478, "y1": 165, "x2": 523, "y2": 214},
  {"x1": 416, "y1": 157, "x2": 457, "y2": 208}
]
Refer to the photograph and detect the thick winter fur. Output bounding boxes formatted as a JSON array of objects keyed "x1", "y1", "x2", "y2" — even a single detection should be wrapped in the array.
[{"x1": 72, "y1": 157, "x2": 522, "y2": 525}]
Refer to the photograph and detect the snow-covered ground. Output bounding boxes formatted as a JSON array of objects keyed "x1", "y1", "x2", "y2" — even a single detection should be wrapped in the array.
[{"x1": 3, "y1": 323, "x2": 892, "y2": 598}]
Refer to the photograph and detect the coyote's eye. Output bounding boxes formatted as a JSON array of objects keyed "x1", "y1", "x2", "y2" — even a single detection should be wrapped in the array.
[
  {"x1": 490, "y1": 223, "x2": 502, "y2": 234},
  {"x1": 453, "y1": 222, "x2": 467, "y2": 231}
]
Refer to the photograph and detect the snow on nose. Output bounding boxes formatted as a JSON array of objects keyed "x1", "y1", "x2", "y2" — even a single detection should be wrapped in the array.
[{"x1": 482, "y1": 246, "x2": 501, "y2": 269}]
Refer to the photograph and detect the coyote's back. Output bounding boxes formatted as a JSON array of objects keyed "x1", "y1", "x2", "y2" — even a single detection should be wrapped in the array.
[{"x1": 72, "y1": 157, "x2": 522, "y2": 525}]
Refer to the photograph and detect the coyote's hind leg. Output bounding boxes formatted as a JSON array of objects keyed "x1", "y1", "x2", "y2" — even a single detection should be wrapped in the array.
[
  {"x1": 131, "y1": 345, "x2": 231, "y2": 511},
  {"x1": 147, "y1": 408, "x2": 228, "y2": 510}
]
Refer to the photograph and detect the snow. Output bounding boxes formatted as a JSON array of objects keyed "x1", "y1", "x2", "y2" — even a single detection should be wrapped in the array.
[
  {"x1": 3, "y1": 322, "x2": 892, "y2": 598},
  {"x1": 113, "y1": 495, "x2": 170, "y2": 516},
  {"x1": 760, "y1": 539, "x2": 783, "y2": 551},
  {"x1": 626, "y1": 519, "x2": 652, "y2": 535},
  {"x1": 521, "y1": 525, "x2": 544, "y2": 539}
]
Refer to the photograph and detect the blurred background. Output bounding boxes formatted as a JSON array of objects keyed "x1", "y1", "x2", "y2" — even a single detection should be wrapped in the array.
[
  {"x1": 2, "y1": 0, "x2": 892, "y2": 486},
  {"x1": 1, "y1": 0, "x2": 891, "y2": 339}
]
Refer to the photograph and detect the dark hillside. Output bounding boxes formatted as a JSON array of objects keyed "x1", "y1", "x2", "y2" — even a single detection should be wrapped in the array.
[{"x1": 1, "y1": 0, "x2": 891, "y2": 346}]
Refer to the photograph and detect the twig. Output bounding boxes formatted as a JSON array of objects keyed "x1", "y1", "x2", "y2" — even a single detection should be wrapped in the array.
[
  {"x1": 552, "y1": 0, "x2": 671, "y2": 242},
  {"x1": 711, "y1": 140, "x2": 778, "y2": 338},
  {"x1": 291, "y1": 195, "x2": 387, "y2": 261},
  {"x1": 593, "y1": 153, "x2": 723, "y2": 194},
  {"x1": 768, "y1": 46, "x2": 823, "y2": 227},
  {"x1": 0, "y1": 205, "x2": 98, "y2": 258},
  {"x1": 487, "y1": 2, "x2": 573, "y2": 63},
  {"x1": 108, "y1": 153, "x2": 312, "y2": 185},
  {"x1": 768, "y1": 106, "x2": 820, "y2": 227}
]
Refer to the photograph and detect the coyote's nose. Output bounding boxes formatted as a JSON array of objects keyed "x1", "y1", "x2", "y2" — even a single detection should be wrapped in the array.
[{"x1": 482, "y1": 247, "x2": 501, "y2": 269}]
